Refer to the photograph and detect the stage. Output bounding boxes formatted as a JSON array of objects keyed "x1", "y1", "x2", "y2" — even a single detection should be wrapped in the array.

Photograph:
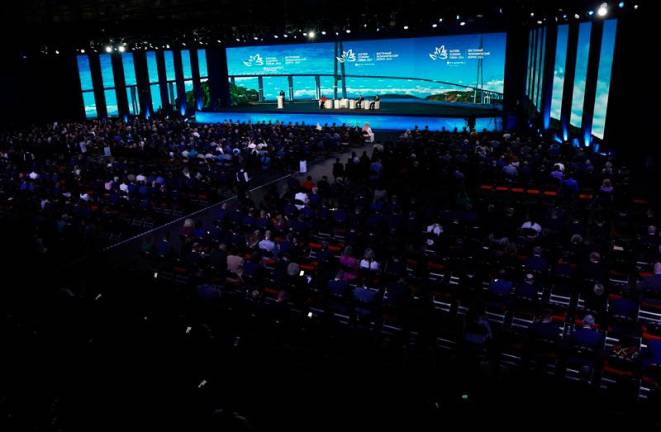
[
  {"x1": 195, "y1": 99, "x2": 503, "y2": 131},
  {"x1": 226, "y1": 98, "x2": 501, "y2": 117}
]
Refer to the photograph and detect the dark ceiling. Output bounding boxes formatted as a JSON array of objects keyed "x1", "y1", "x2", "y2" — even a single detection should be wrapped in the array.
[{"x1": 2, "y1": 0, "x2": 649, "y2": 52}]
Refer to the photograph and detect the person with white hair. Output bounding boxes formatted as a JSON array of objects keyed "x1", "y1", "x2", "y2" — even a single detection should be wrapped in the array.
[
  {"x1": 258, "y1": 230, "x2": 276, "y2": 253},
  {"x1": 362, "y1": 123, "x2": 375, "y2": 143}
]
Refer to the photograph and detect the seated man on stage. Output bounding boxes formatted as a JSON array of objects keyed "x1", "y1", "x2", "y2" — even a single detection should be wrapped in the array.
[
  {"x1": 319, "y1": 95, "x2": 328, "y2": 109},
  {"x1": 369, "y1": 95, "x2": 380, "y2": 110}
]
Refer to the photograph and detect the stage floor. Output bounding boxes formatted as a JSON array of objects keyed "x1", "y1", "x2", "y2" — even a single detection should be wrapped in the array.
[
  {"x1": 229, "y1": 98, "x2": 501, "y2": 118},
  {"x1": 195, "y1": 110, "x2": 503, "y2": 132}
]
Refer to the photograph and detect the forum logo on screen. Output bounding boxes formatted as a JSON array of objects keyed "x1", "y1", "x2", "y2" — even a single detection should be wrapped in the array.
[
  {"x1": 242, "y1": 54, "x2": 264, "y2": 67},
  {"x1": 428, "y1": 46, "x2": 448, "y2": 61},
  {"x1": 336, "y1": 49, "x2": 357, "y2": 63}
]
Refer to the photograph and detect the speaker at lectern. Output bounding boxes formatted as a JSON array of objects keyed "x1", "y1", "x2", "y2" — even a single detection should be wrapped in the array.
[{"x1": 277, "y1": 90, "x2": 285, "y2": 109}]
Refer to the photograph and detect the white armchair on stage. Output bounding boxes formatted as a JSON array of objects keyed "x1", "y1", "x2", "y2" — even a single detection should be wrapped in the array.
[{"x1": 277, "y1": 95, "x2": 284, "y2": 109}]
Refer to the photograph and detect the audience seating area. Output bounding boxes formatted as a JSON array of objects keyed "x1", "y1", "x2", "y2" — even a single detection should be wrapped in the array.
[
  {"x1": 0, "y1": 116, "x2": 368, "y2": 262},
  {"x1": 135, "y1": 127, "x2": 660, "y2": 401}
]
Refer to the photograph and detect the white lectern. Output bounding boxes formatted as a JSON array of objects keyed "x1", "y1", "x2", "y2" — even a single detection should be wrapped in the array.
[{"x1": 277, "y1": 95, "x2": 285, "y2": 109}]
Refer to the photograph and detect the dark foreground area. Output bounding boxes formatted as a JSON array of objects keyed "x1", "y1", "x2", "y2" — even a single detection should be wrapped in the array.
[{"x1": 2, "y1": 264, "x2": 659, "y2": 431}]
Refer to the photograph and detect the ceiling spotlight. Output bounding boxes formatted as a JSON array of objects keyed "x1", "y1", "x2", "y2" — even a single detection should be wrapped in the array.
[
  {"x1": 439, "y1": 18, "x2": 444, "y2": 22},
  {"x1": 432, "y1": 23, "x2": 438, "y2": 28},
  {"x1": 456, "y1": 14, "x2": 460, "y2": 20},
  {"x1": 618, "y1": 1, "x2": 624, "y2": 7},
  {"x1": 302, "y1": 32, "x2": 308, "y2": 36},
  {"x1": 459, "y1": 21, "x2": 466, "y2": 26},
  {"x1": 346, "y1": 29, "x2": 351, "y2": 33},
  {"x1": 588, "y1": 10, "x2": 594, "y2": 16},
  {"x1": 105, "y1": 46, "x2": 112, "y2": 53},
  {"x1": 55, "y1": 50, "x2": 60, "y2": 55},
  {"x1": 321, "y1": 30, "x2": 326, "y2": 35},
  {"x1": 530, "y1": 12, "x2": 535, "y2": 17},
  {"x1": 118, "y1": 45, "x2": 126, "y2": 53},
  {"x1": 597, "y1": 3, "x2": 608, "y2": 16},
  {"x1": 80, "y1": 49, "x2": 85, "y2": 54},
  {"x1": 633, "y1": 4, "x2": 638, "y2": 9},
  {"x1": 253, "y1": 36, "x2": 258, "y2": 40},
  {"x1": 574, "y1": 13, "x2": 581, "y2": 19},
  {"x1": 537, "y1": 20, "x2": 543, "y2": 24},
  {"x1": 283, "y1": 34, "x2": 288, "y2": 38},
  {"x1": 403, "y1": 25, "x2": 409, "y2": 30},
  {"x1": 236, "y1": 38, "x2": 240, "y2": 42},
  {"x1": 308, "y1": 31, "x2": 316, "y2": 39},
  {"x1": 274, "y1": 35, "x2": 279, "y2": 39}
]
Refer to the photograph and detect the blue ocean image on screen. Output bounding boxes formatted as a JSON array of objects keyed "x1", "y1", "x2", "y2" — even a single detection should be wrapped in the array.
[
  {"x1": 99, "y1": 55, "x2": 118, "y2": 117},
  {"x1": 122, "y1": 53, "x2": 137, "y2": 86},
  {"x1": 104, "y1": 89, "x2": 119, "y2": 117},
  {"x1": 592, "y1": 19, "x2": 617, "y2": 140},
  {"x1": 146, "y1": 51, "x2": 159, "y2": 83},
  {"x1": 81, "y1": 91, "x2": 97, "y2": 119},
  {"x1": 164, "y1": 50, "x2": 176, "y2": 81},
  {"x1": 150, "y1": 84, "x2": 162, "y2": 111},
  {"x1": 99, "y1": 54, "x2": 115, "y2": 89},
  {"x1": 77, "y1": 55, "x2": 94, "y2": 91},
  {"x1": 550, "y1": 25, "x2": 568, "y2": 120},
  {"x1": 77, "y1": 55, "x2": 97, "y2": 118},
  {"x1": 198, "y1": 49, "x2": 208, "y2": 79},
  {"x1": 570, "y1": 22, "x2": 592, "y2": 128},
  {"x1": 535, "y1": 27, "x2": 546, "y2": 110},
  {"x1": 226, "y1": 33, "x2": 506, "y2": 104},
  {"x1": 181, "y1": 50, "x2": 192, "y2": 79}
]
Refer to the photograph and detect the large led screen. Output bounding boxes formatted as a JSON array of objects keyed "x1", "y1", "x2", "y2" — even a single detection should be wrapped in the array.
[
  {"x1": 226, "y1": 33, "x2": 506, "y2": 113},
  {"x1": 592, "y1": 19, "x2": 617, "y2": 140}
]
